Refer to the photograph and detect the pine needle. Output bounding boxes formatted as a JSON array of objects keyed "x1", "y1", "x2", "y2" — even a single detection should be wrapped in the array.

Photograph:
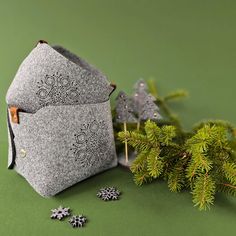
[{"x1": 192, "y1": 174, "x2": 216, "y2": 211}]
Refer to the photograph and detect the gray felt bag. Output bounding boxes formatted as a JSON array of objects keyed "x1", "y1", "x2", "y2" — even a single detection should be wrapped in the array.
[{"x1": 6, "y1": 40, "x2": 117, "y2": 197}]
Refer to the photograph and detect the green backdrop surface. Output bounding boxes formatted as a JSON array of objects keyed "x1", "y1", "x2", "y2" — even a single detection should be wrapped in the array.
[{"x1": 0, "y1": 0, "x2": 236, "y2": 235}]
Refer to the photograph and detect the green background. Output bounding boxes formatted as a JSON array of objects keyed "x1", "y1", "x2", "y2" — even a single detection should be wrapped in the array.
[{"x1": 0, "y1": 0, "x2": 236, "y2": 235}]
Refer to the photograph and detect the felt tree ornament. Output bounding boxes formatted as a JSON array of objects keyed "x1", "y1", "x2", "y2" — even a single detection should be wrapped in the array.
[
  {"x1": 133, "y1": 79, "x2": 161, "y2": 130},
  {"x1": 147, "y1": 79, "x2": 188, "y2": 129},
  {"x1": 139, "y1": 94, "x2": 162, "y2": 121},
  {"x1": 134, "y1": 79, "x2": 148, "y2": 92},
  {"x1": 116, "y1": 91, "x2": 137, "y2": 163}
]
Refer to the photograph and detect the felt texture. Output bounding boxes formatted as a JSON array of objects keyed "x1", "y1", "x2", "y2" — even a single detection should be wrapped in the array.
[
  {"x1": 6, "y1": 43, "x2": 114, "y2": 113},
  {"x1": 6, "y1": 43, "x2": 117, "y2": 197},
  {"x1": 8, "y1": 101, "x2": 117, "y2": 197}
]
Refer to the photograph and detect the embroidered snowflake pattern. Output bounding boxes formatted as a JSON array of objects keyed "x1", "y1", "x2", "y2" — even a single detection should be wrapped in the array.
[
  {"x1": 68, "y1": 215, "x2": 87, "y2": 228},
  {"x1": 70, "y1": 116, "x2": 110, "y2": 168},
  {"x1": 97, "y1": 187, "x2": 121, "y2": 201},
  {"x1": 50, "y1": 206, "x2": 70, "y2": 220},
  {"x1": 36, "y1": 72, "x2": 79, "y2": 106},
  {"x1": 36, "y1": 71, "x2": 112, "y2": 107}
]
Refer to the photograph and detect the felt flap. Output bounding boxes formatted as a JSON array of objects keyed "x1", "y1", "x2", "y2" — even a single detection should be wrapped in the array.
[
  {"x1": 6, "y1": 41, "x2": 115, "y2": 113},
  {"x1": 10, "y1": 102, "x2": 117, "y2": 197}
]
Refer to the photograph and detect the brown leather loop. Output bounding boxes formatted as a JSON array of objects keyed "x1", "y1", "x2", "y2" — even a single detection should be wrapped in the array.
[{"x1": 9, "y1": 107, "x2": 19, "y2": 124}]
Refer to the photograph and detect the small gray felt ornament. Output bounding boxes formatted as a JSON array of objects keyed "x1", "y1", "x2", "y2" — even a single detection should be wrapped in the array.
[
  {"x1": 139, "y1": 94, "x2": 162, "y2": 121},
  {"x1": 115, "y1": 91, "x2": 137, "y2": 163},
  {"x1": 97, "y1": 187, "x2": 121, "y2": 201},
  {"x1": 115, "y1": 91, "x2": 137, "y2": 124},
  {"x1": 69, "y1": 215, "x2": 87, "y2": 228},
  {"x1": 51, "y1": 206, "x2": 70, "y2": 220},
  {"x1": 6, "y1": 40, "x2": 117, "y2": 197},
  {"x1": 132, "y1": 79, "x2": 162, "y2": 130}
]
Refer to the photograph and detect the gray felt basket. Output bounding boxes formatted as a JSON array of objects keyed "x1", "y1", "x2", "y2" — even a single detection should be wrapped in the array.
[{"x1": 6, "y1": 41, "x2": 117, "y2": 197}]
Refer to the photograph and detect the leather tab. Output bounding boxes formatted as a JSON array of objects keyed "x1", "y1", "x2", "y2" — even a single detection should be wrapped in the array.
[
  {"x1": 36, "y1": 39, "x2": 48, "y2": 47},
  {"x1": 109, "y1": 83, "x2": 116, "y2": 96},
  {"x1": 9, "y1": 107, "x2": 19, "y2": 124}
]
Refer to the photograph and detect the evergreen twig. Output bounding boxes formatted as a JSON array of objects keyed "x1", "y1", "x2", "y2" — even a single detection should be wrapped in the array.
[{"x1": 115, "y1": 80, "x2": 236, "y2": 210}]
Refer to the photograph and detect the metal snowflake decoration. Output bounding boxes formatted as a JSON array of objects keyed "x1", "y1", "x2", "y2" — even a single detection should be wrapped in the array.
[
  {"x1": 97, "y1": 187, "x2": 121, "y2": 201},
  {"x1": 50, "y1": 206, "x2": 70, "y2": 220},
  {"x1": 69, "y1": 215, "x2": 87, "y2": 228}
]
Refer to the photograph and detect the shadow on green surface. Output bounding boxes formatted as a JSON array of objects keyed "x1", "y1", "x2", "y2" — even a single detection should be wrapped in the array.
[
  {"x1": 214, "y1": 193, "x2": 236, "y2": 215},
  {"x1": 53, "y1": 166, "x2": 131, "y2": 200},
  {"x1": 53, "y1": 166, "x2": 236, "y2": 217}
]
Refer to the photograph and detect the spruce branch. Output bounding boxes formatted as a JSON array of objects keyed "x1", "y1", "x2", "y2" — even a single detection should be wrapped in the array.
[
  {"x1": 190, "y1": 151, "x2": 213, "y2": 173},
  {"x1": 218, "y1": 183, "x2": 236, "y2": 197},
  {"x1": 168, "y1": 160, "x2": 186, "y2": 192},
  {"x1": 163, "y1": 90, "x2": 188, "y2": 102},
  {"x1": 144, "y1": 120, "x2": 161, "y2": 145},
  {"x1": 147, "y1": 78, "x2": 159, "y2": 98},
  {"x1": 130, "y1": 150, "x2": 149, "y2": 173},
  {"x1": 121, "y1": 120, "x2": 236, "y2": 210},
  {"x1": 194, "y1": 120, "x2": 236, "y2": 137},
  {"x1": 133, "y1": 170, "x2": 152, "y2": 186},
  {"x1": 146, "y1": 79, "x2": 188, "y2": 130},
  {"x1": 118, "y1": 131, "x2": 151, "y2": 152},
  {"x1": 159, "y1": 125, "x2": 176, "y2": 146},
  {"x1": 119, "y1": 120, "x2": 178, "y2": 185},
  {"x1": 147, "y1": 148, "x2": 163, "y2": 178},
  {"x1": 186, "y1": 159, "x2": 201, "y2": 180},
  {"x1": 114, "y1": 80, "x2": 236, "y2": 210},
  {"x1": 223, "y1": 162, "x2": 236, "y2": 185},
  {"x1": 192, "y1": 174, "x2": 216, "y2": 211}
]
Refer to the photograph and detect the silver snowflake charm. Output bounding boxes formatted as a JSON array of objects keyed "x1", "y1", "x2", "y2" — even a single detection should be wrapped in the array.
[
  {"x1": 97, "y1": 187, "x2": 121, "y2": 201},
  {"x1": 50, "y1": 206, "x2": 70, "y2": 220},
  {"x1": 69, "y1": 215, "x2": 87, "y2": 228}
]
